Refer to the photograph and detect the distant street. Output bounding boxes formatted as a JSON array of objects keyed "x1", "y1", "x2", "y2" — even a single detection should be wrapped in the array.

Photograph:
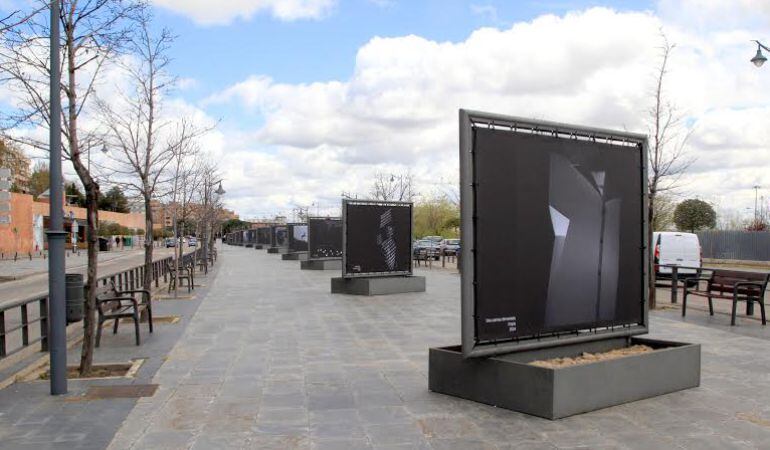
[{"x1": 0, "y1": 246, "x2": 188, "y2": 306}]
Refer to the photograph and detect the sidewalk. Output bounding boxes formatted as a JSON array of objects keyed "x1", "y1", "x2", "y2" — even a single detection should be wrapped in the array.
[
  {"x1": 3, "y1": 245, "x2": 770, "y2": 449},
  {"x1": 110, "y1": 246, "x2": 768, "y2": 449}
]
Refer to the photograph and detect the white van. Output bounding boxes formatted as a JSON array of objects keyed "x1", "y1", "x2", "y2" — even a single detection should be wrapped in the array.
[{"x1": 653, "y1": 232, "x2": 701, "y2": 277}]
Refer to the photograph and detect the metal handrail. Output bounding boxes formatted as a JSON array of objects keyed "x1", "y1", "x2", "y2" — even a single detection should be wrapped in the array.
[{"x1": 0, "y1": 248, "x2": 202, "y2": 361}]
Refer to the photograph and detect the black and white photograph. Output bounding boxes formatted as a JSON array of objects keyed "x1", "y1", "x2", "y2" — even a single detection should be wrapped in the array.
[
  {"x1": 343, "y1": 200, "x2": 412, "y2": 277},
  {"x1": 307, "y1": 217, "x2": 342, "y2": 259}
]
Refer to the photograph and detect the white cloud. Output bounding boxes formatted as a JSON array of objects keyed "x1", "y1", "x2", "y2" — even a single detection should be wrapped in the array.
[
  {"x1": 151, "y1": 0, "x2": 337, "y2": 25},
  {"x1": 35, "y1": 4, "x2": 760, "y2": 220}
]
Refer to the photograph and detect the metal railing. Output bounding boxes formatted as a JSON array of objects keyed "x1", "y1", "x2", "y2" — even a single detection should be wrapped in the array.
[{"x1": 0, "y1": 248, "x2": 203, "y2": 361}]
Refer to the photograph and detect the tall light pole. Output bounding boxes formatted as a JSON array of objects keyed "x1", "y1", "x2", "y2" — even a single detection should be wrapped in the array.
[
  {"x1": 47, "y1": 0, "x2": 67, "y2": 395},
  {"x1": 754, "y1": 185, "x2": 761, "y2": 222},
  {"x1": 202, "y1": 180, "x2": 224, "y2": 271}
]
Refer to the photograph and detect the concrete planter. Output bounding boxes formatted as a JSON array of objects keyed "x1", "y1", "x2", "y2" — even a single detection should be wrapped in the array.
[
  {"x1": 429, "y1": 336, "x2": 700, "y2": 420},
  {"x1": 282, "y1": 252, "x2": 309, "y2": 261},
  {"x1": 301, "y1": 259, "x2": 341, "y2": 270},
  {"x1": 331, "y1": 276, "x2": 426, "y2": 296}
]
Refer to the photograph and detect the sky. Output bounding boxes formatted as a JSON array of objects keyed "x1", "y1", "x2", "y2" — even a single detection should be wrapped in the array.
[{"x1": 4, "y1": 0, "x2": 770, "y2": 223}]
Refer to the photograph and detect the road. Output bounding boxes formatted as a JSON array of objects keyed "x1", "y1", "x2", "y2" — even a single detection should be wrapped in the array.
[{"x1": 0, "y1": 247, "x2": 184, "y2": 306}]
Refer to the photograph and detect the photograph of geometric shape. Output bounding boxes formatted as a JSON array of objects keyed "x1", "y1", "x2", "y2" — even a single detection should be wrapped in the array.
[{"x1": 461, "y1": 110, "x2": 646, "y2": 357}]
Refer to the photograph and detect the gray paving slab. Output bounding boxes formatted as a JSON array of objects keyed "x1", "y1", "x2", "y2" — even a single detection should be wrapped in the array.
[
  {"x1": 99, "y1": 245, "x2": 770, "y2": 449},
  {"x1": 0, "y1": 250, "x2": 220, "y2": 450}
]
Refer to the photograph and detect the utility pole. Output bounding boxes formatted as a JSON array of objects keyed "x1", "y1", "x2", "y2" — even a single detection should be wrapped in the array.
[
  {"x1": 754, "y1": 185, "x2": 761, "y2": 222},
  {"x1": 47, "y1": 0, "x2": 67, "y2": 395}
]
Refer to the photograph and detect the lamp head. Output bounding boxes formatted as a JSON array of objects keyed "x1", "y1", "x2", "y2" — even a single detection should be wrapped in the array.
[
  {"x1": 752, "y1": 46, "x2": 767, "y2": 67},
  {"x1": 215, "y1": 181, "x2": 226, "y2": 195}
]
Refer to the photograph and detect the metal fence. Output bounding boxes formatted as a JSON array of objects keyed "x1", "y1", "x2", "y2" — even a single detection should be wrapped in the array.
[
  {"x1": 697, "y1": 230, "x2": 770, "y2": 262},
  {"x1": 0, "y1": 248, "x2": 201, "y2": 361}
]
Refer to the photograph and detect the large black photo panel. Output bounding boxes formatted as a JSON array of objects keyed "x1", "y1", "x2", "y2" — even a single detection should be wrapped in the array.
[
  {"x1": 288, "y1": 223, "x2": 308, "y2": 252},
  {"x1": 257, "y1": 227, "x2": 271, "y2": 245},
  {"x1": 343, "y1": 200, "x2": 413, "y2": 278},
  {"x1": 271, "y1": 225, "x2": 288, "y2": 248},
  {"x1": 308, "y1": 217, "x2": 342, "y2": 259},
  {"x1": 461, "y1": 110, "x2": 647, "y2": 356}
]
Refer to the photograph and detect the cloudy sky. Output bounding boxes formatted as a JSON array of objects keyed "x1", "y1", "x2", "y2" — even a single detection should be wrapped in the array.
[{"x1": 7, "y1": 0, "x2": 770, "y2": 221}]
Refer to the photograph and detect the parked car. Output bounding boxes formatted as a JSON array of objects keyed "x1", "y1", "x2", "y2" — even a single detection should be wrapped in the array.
[
  {"x1": 439, "y1": 238, "x2": 460, "y2": 256},
  {"x1": 422, "y1": 235, "x2": 443, "y2": 243},
  {"x1": 653, "y1": 232, "x2": 701, "y2": 278},
  {"x1": 164, "y1": 237, "x2": 177, "y2": 248},
  {"x1": 413, "y1": 239, "x2": 441, "y2": 260},
  {"x1": 188, "y1": 237, "x2": 197, "y2": 247}
]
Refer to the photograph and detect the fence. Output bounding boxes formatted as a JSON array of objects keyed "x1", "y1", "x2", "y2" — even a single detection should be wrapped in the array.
[
  {"x1": 0, "y1": 248, "x2": 201, "y2": 361},
  {"x1": 697, "y1": 230, "x2": 770, "y2": 262}
]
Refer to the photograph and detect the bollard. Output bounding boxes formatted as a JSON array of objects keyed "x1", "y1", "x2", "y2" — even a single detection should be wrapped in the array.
[{"x1": 670, "y1": 266, "x2": 678, "y2": 304}]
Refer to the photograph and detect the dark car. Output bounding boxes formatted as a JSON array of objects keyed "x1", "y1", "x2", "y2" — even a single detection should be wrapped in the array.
[
  {"x1": 439, "y1": 238, "x2": 460, "y2": 256},
  {"x1": 413, "y1": 239, "x2": 441, "y2": 260}
]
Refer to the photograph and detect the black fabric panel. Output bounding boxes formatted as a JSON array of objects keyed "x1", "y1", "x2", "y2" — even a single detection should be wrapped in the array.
[
  {"x1": 288, "y1": 224, "x2": 309, "y2": 252},
  {"x1": 344, "y1": 203, "x2": 412, "y2": 276},
  {"x1": 472, "y1": 128, "x2": 643, "y2": 343},
  {"x1": 271, "y1": 225, "x2": 288, "y2": 248},
  {"x1": 308, "y1": 218, "x2": 342, "y2": 259}
]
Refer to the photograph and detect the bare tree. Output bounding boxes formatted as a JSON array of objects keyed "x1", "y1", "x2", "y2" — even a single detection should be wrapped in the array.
[
  {"x1": 0, "y1": 0, "x2": 145, "y2": 376},
  {"x1": 97, "y1": 12, "x2": 182, "y2": 298},
  {"x1": 369, "y1": 171, "x2": 416, "y2": 202},
  {"x1": 647, "y1": 33, "x2": 694, "y2": 310},
  {"x1": 166, "y1": 136, "x2": 202, "y2": 296}
]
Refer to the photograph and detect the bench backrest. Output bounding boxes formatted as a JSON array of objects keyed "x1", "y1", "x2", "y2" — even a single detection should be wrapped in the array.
[
  {"x1": 710, "y1": 270, "x2": 770, "y2": 294},
  {"x1": 93, "y1": 282, "x2": 119, "y2": 301}
]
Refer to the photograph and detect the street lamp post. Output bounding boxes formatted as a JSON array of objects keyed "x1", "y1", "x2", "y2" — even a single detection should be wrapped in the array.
[
  {"x1": 754, "y1": 185, "x2": 761, "y2": 222},
  {"x1": 202, "y1": 180, "x2": 225, "y2": 272},
  {"x1": 47, "y1": 0, "x2": 67, "y2": 396}
]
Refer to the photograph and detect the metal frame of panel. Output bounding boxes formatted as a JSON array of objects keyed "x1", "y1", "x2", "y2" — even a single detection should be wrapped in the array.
[
  {"x1": 342, "y1": 198, "x2": 414, "y2": 279},
  {"x1": 460, "y1": 109, "x2": 649, "y2": 358}
]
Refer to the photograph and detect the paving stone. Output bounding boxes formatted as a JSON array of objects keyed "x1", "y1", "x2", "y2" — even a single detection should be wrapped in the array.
[{"x1": 6, "y1": 246, "x2": 769, "y2": 450}]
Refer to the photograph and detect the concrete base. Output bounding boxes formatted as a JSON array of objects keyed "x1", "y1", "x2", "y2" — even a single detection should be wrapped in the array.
[
  {"x1": 429, "y1": 336, "x2": 701, "y2": 420},
  {"x1": 301, "y1": 259, "x2": 342, "y2": 270},
  {"x1": 254, "y1": 244, "x2": 264, "y2": 250},
  {"x1": 282, "y1": 252, "x2": 309, "y2": 261},
  {"x1": 267, "y1": 247, "x2": 288, "y2": 254},
  {"x1": 331, "y1": 275, "x2": 426, "y2": 296},
  {"x1": 245, "y1": 243, "x2": 253, "y2": 248}
]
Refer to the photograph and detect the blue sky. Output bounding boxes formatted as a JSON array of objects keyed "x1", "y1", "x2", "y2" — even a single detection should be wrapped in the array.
[{"x1": 158, "y1": 1, "x2": 655, "y2": 99}]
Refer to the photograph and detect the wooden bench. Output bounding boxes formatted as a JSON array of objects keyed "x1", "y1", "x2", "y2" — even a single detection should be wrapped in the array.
[
  {"x1": 683, "y1": 269, "x2": 769, "y2": 326},
  {"x1": 94, "y1": 281, "x2": 153, "y2": 346}
]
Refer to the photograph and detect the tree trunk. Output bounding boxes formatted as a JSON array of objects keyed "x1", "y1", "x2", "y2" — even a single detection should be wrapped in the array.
[
  {"x1": 79, "y1": 185, "x2": 99, "y2": 375},
  {"x1": 62, "y1": 13, "x2": 99, "y2": 376},
  {"x1": 143, "y1": 193, "x2": 153, "y2": 291}
]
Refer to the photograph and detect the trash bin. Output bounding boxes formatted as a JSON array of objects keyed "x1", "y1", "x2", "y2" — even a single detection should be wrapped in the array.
[
  {"x1": 98, "y1": 237, "x2": 110, "y2": 251},
  {"x1": 65, "y1": 273, "x2": 84, "y2": 323}
]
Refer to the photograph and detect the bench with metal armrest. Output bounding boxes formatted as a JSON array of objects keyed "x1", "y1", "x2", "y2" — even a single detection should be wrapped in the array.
[
  {"x1": 166, "y1": 260, "x2": 194, "y2": 293},
  {"x1": 94, "y1": 281, "x2": 153, "y2": 346},
  {"x1": 682, "y1": 269, "x2": 769, "y2": 326}
]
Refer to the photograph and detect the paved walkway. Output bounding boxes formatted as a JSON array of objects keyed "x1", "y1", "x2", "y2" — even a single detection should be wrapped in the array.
[
  {"x1": 95, "y1": 245, "x2": 769, "y2": 449},
  {"x1": 0, "y1": 253, "x2": 217, "y2": 450}
]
